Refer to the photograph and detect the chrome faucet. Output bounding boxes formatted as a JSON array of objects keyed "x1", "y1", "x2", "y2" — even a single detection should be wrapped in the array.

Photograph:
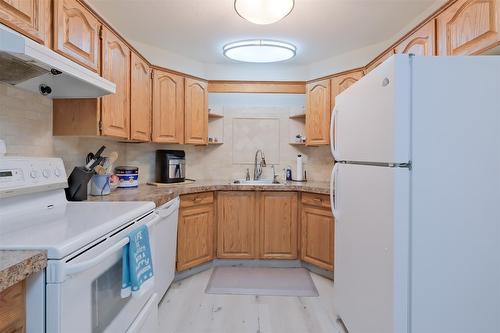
[{"x1": 253, "y1": 149, "x2": 266, "y2": 180}]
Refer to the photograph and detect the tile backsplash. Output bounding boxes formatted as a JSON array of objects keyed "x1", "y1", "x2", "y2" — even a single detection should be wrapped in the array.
[{"x1": 0, "y1": 85, "x2": 333, "y2": 183}]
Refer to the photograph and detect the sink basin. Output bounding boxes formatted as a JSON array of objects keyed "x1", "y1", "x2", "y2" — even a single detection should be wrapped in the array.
[{"x1": 233, "y1": 179, "x2": 281, "y2": 185}]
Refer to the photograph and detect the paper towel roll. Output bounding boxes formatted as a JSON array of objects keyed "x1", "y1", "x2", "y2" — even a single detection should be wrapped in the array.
[{"x1": 296, "y1": 154, "x2": 303, "y2": 181}]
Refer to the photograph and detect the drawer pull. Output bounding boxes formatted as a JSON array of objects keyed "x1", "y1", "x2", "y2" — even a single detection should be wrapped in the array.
[{"x1": 193, "y1": 197, "x2": 203, "y2": 203}]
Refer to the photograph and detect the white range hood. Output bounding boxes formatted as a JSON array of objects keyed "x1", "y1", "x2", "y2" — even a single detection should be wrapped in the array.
[{"x1": 0, "y1": 24, "x2": 115, "y2": 98}]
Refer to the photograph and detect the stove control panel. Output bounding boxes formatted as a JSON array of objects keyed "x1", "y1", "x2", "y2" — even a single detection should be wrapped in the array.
[{"x1": 0, "y1": 157, "x2": 67, "y2": 198}]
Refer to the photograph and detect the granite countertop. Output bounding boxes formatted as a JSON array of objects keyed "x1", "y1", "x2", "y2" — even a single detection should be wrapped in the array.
[
  {"x1": 0, "y1": 250, "x2": 47, "y2": 292},
  {"x1": 89, "y1": 180, "x2": 330, "y2": 207}
]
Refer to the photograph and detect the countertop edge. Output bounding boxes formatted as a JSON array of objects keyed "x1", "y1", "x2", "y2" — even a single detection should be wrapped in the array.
[
  {"x1": 89, "y1": 181, "x2": 331, "y2": 207},
  {"x1": 0, "y1": 250, "x2": 47, "y2": 293}
]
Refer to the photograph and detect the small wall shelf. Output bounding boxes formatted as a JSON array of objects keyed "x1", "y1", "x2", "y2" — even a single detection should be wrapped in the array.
[
  {"x1": 289, "y1": 142, "x2": 306, "y2": 146},
  {"x1": 208, "y1": 142, "x2": 223, "y2": 145},
  {"x1": 289, "y1": 113, "x2": 306, "y2": 120},
  {"x1": 208, "y1": 112, "x2": 224, "y2": 119}
]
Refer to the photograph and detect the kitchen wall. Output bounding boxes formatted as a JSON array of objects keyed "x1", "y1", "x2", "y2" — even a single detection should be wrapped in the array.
[
  {"x1": 0, "y1": 83, "x2": 127, "y2": 174},
  {"x1": 126, "y1": 93, "x2": 333, "y2": 183},
  {"x1": 0, "y1": 85, "x2": 333, "y2": 183}
]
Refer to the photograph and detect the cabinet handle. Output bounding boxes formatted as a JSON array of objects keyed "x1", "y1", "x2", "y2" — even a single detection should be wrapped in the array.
[{"x1": 193, "y1": 197, "x2": 202, "y2": 203}]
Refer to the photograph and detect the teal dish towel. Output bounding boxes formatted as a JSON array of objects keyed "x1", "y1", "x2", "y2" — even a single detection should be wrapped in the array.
[{"x1": 121, "y1": 225, "x2": 155, "y2": 298}]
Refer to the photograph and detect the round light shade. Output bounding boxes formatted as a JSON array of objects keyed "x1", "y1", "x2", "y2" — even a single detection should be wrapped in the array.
[
  {"x1": 223, "y1": 40, "x2": 296, "y2": 63},
  {"x1": 234, "y1": 0, "x2": 294, "y2": 25}
]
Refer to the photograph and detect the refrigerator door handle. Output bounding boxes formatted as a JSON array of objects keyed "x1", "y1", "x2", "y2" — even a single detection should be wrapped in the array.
[
  {"x1": 330, "y1": 107, "x2": 338, "y2": 159},
  {"x1": 331, "y1": 163, "x2": 339, "y2": 219}
]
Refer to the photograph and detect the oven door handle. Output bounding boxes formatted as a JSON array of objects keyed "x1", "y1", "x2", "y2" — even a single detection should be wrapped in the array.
[{"x1": 65, "y1": 237, "x2": 129, "y2": 277}]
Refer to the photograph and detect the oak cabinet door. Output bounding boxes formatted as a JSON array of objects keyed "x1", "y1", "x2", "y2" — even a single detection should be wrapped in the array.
[
  {"x1": 330, "y1": 69, "x2": 364, "y2": 111},
  {"x1": 152, "y1": 70, "x2": 184, "y2": 143},
  {"x1": 130, "y1": 52, "x2": 151, "y2": 142},
  {"x1": 184, "y1": 77, "x2": 208, "y2": 145},
  {"x1": 217, "y1": 191, "x2": 257, "y2": 259},
  {"x1": 0, "y1": 0, "x2": 50, "y2": 45},
  {"x1": 306, "y1": 79, "x2": 331, "y2": 146},
  {"x1": 259, "y1": 192, "x2": 298, "y2": 259},
  {"x1": 0, "y1": 280, "x2": 25, "y2": 333},
  {"x1": 101, "y1": 27, "x2": 130, "y2": 139},
  {"x1": 301, "y1": 205, "x2": 334, "y2": 271},
  {"x1": 53, "y1": 0, "x2": 101, "y2": 72},
  {"x1": 437, "y1": 0, "x2": 500, "y2": 55},
  {"x1": 177, "y1": 202, "x2": 214, "y2": 271},
  {"x1": 365, "y1": 48, "x2": 396, "y2": 74},
  {"x1": 396, "y1": 20, "x2": 436, "y2": 56}
]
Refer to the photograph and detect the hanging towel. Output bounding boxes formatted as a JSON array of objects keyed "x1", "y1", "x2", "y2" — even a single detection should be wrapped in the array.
[{"x1": 121, "y1": 225, "x2": 154, "y2": 298}]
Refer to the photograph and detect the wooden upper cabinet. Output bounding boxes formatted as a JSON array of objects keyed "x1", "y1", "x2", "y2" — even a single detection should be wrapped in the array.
[
  {"x1": 130, "y1": 52, "x2": 151, "y2": 142},
  {"x1": 217, "y1": 191, "x2": 257, "y2": 259},
  {"x1": 101, "y1": 27, "x2": 130, "y2": 139},
  {"x1": 396, "y1": 20, "x2": 436, "y2": 56},
  {"x1": 306, "y1": 79, "x2": 331, "y2": 146},
  {"x1": 152, "y1": 69, "x2": 184, "y2": 143},
  {"x1": 301, "y1": 204, "x2": 334, "y2": 271},
  {"x1": 53, "y1": 0, "x2": 101, "y2": 72},
  {"x1": 259, "y1": 192, "x2": 298, "y2": 259},
  {"x1": 0, "y1": 0, "x2": 50, "y2": 45},
  {"x1": 365, "y1": 48, "x2": 395, "y2": 74},
  {"x1": 436, "y1": 0, "x2": 500, "y2": 55},
  {"x1": 184, "y1": 77, "x2": 208, "y2": 145},
  {"x1": 330, "y1": 69, "x2": 364, "y2": 110}
]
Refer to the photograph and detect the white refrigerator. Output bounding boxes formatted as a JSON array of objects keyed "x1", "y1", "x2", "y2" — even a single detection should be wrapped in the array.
[{"x1": 330, "y1": 54, "x2": 500, "y2": 333}]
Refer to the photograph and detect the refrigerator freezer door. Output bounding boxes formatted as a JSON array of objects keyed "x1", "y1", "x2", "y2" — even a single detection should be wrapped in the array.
[
  {"x1": 333, "y1": 163, "x2": 410, "y2": 333},
  {"x1": 333, "y1": 54, "x2": 411, "y2": 164}
]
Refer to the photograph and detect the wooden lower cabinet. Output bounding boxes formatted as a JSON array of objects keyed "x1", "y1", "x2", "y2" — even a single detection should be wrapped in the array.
[
  {"x1": 177, "y1": 191, "x2": 333, "y2": 272},
  {"x1": 259, "y1": 192, "x2": 298, "y2": 259},
  {"x1": 301, "y1": 200, "x2": 334, "y2": 271},
  {"x1": 176, "y1": 193, "x2": 214, "y2": 271},
  {"x1": 217, "y1": 191, "x2": 257, "y2": 259},
  {"x1": 0, "y1": 281, "x2": 25, "y2": 333}
]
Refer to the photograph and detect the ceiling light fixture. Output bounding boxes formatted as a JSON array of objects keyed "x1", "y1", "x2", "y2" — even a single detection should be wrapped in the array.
[
  {"x1": 223, "y1": 40, "x2": 296, "y2": 63},
  {"x1": 234, "y1": 0, "x2": 295, "y2": 25}
]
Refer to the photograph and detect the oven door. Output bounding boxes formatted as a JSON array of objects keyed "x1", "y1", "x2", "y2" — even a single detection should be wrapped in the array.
[{"x1": 46, "y1": 212, "x2": 159, "y2": 333}]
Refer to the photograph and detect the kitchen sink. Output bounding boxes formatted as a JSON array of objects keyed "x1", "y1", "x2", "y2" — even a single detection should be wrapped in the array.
[{"x1": 233, "y1": 179, "x2": 281, "y2": 185}]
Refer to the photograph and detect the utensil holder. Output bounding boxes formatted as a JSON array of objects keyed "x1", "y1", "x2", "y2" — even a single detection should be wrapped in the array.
[
  {"x1": 90, "y1": 174, "x2": 111, "y2": 196},
  {"x1": 65, "y1": 166, "x2": 94, "y2": 201}
]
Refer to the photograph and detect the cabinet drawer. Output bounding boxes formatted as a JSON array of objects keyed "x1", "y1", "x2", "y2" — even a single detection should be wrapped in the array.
[
  {"x1": 0, "y1": 281, "x2": 25, "y2": 333},
  {"x1": 180, "y1": 192, "x2": 214, "y2": 208},
  {"x1": 301, "y1": 193, "x2": 331, "y2": 209}
]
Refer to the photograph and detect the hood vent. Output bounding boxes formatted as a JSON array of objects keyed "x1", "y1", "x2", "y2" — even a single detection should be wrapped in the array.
[
  {"x1": 0, "y1": 24, "x2": 115, "y2": 98},
  {"x1": 0, "y1": 51, "x2": 48, "y2": 85}
]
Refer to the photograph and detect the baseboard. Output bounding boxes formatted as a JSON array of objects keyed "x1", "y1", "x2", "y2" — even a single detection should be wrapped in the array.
[{"x1": 174, "y1": 259, "x2": 334, "y2": 282}]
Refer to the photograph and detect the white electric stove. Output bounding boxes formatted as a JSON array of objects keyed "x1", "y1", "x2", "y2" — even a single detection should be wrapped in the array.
[{"x1": 0, "y1": 156, "x2": 159, "y2": 333}]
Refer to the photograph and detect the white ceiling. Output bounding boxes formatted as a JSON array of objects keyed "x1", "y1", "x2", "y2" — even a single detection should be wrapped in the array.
[{"x1": 88, "y1": 0, "x2": 436, "y2": 66}]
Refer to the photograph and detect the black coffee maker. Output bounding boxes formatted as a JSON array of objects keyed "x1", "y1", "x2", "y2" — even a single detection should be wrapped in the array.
[{"x1": 155, "y1": 150, "x2": 185, "y2": 183}]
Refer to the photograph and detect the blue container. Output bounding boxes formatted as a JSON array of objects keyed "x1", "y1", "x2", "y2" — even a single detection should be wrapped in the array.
[{"x1": 115, "y1": 166, "x2": 139, "y2": 188}]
